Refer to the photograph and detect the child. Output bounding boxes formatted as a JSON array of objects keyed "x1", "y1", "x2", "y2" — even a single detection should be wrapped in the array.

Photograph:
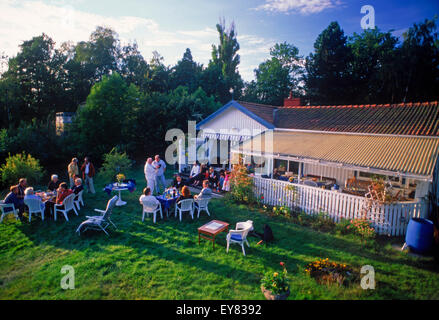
[
  {"x1": 218, "y1": 170, "x2": 225, "y2": 192},
  {"x1": 223, "y1": 170, "x2": 230, "y2": 192}
]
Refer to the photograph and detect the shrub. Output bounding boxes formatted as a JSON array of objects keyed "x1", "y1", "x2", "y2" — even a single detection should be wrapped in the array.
[
  {"x1": 272, "y1": 205, "x2": 292, "y2": 218},
  {"x1": 261, "y1": 262, "x2": 289, "y2": 295},
  {"x1": 0, "y1": 153, "x2": 44, "y2": 187},
  {"x1": 227, "y1": 163, "x2": 257, "y2": 205},
  {"x1": 305, "y1": 258, "x2": 356, "y2": 286},
  {"x1": 309, "y1": 211, "x2": 336, "y2": 232},
  {"x1": 98, "y1": 148, "x2": 133, "y2": 183},
  {"x1": 346, "y1": 218, "x2": 376, "y2": 240}
]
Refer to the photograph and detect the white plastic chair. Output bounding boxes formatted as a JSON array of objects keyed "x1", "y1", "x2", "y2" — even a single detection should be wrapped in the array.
[
  {"x1": 24, "y1": 197, "x2": 44, "y2": 222},
  {"x1": 140, "y1": 199, "x2": 163, "y2": 223},
  {"x1": 0, "y1": 201, "x2": 19, "y2": 223},
  {"x1": 194, "y1": 197, "x2": 211, "y2": 218},
  {"x1": 54, "y1": 193, "x2": 78, "y2": 221},
  {"x1": 175, "y1": 198, "x2": 194, "y2": 222},
  {"x1": 74, "y1": 190, "x2": 84, "y2": 211},
  {"x1": 76, "y1": 196, "x2": 118, "y2": 236},
  {"x1": 226, "y1": 220, "x2": 254, "y2": 256}
]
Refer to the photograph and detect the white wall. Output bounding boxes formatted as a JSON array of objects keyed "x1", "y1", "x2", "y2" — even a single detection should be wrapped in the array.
[{"x1": 199, "y1": 106, "x2": 268, "y2": 134}]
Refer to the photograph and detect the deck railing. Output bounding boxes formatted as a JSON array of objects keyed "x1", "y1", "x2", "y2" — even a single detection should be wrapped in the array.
[{"x1": 253, "y1": 176, "x2": 428, "y2": 236}]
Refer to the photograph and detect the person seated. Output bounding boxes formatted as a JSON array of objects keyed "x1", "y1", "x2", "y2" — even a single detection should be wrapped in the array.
[
  {"x1": 3, "y1": 185, "x2": 25, "y2": 219},
  {"x1": 172, "y1": 174, "x2": 185, "y2": 190},
  {"x1": 71, "y1": 178, "x2": 84, "y2": 195},
  {"x1": 208, "y1": 167, "x2": 219, "y2": 190},
  {"x1": 17, "y1": 178, "x2": 27, "y2": 201},
  {"x1": 218, "y1": 170, "x2": 225, "y2": 191},
  {"x1": 194, "y1": 180, "x2": 213, "y2": 200},
  {"x1": 24, "y1": 187, "x2": 45, "y2": 213},
  {"x1": 48, "y1": 174, "x2": 61, "y2": 192},
  {"x1": 54, "y1": 183, "x2": 73, "y2": 209},
  {"x1": 139, "y1": 187, "x2": 160, "y2": 206},
  {"x1": 272, "y1": 168, "x2": 281, "y2": 180},
  {"x1": 176, "y1": 186, "x2": 193, "y2": 203},
  {"x1": 188, "y1": 161, "x2": 201, "y2": 185}
]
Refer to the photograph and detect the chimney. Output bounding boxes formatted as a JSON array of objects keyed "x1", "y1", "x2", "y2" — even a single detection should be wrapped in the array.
[{"x1": 284, "y1": 91, "x2": 302, "y2": 107}]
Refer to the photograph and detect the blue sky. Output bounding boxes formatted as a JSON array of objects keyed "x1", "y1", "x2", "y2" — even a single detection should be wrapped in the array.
[{"x1": 0, "y1": 0, "x2": 438, "y2": 80}]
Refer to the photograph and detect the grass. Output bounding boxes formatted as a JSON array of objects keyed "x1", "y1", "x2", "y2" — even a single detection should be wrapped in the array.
[{"x1": 0, "y1": 168, "x2": 438, "y2": 299}]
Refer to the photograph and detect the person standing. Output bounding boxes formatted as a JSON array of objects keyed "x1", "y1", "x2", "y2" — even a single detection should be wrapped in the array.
[
  {"x1": 144, "y1": 157, "x2": 158, "y2": 194},
  {"x1": 68, "y1": 158, "x2": 79, "y2": 188},
  {"x1": 81, "y1": 157, "x2": 95, "y2": 194},
  {"x1": 152, "y1": 155, "x2": 167, "y2": 194},
  {"x1": 17, "y1": 178, "x2": 27, "y2": 204}
]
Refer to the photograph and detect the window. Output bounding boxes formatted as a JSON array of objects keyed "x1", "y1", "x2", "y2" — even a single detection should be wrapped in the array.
[
  {"x1": 288, "y1": 161, "x2": 300, "y2": 174},
  {"x1": 274, "y1": 159, "x2": 288, "y2": 174}
]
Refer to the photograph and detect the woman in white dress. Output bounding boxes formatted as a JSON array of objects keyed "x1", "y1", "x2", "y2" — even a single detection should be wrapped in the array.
[{"x1": 144, "y1": 157, "x2": 158, "y2": 194}]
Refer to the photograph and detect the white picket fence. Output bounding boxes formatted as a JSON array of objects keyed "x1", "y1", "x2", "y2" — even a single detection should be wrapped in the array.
[{"x1": 253, "y1": 176, "x2": 429, "y2": 236}]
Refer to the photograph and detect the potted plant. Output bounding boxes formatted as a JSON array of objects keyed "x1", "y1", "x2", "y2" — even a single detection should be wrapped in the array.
[{"x1": 261, "y1": 262, "x2": 290, "y2": 300}]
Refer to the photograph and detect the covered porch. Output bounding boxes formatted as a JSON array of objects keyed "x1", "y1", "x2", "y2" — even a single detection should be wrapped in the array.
[{"x1": 231, "y1": 129, "x2": 439, "y2": 235}]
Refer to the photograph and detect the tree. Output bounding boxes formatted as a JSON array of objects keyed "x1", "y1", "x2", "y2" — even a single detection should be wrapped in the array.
[
  {"x1": 398, "y1": 18, "x2": 439, "y2": 102},
  {"x1": 2, "y1": 33, "x2": 66, "y2": 122},
  {"x1": 245, "y1": 42, "x2": 304, "y2": 106},
  {"x1": 348, "y1": 28, "x2": 398, "y2": 104},
  {"x1": 147, "y1": 51, "x2": 170, "y2": 93},
  {"x1": 169, "y1": 48, "x2": 202, "y2": 93},
  {"x1": 209, "y1": 19, "x2": 243, "y2": 103},
  {"x1": 72, "y1": 73, "x2": 142, "y2": 161},
  {"x1": 305, "y1": 22, "x2": 353, "y2": 105}
]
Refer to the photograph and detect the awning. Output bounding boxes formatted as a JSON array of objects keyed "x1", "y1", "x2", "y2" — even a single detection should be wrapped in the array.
[
  {"x1": 233, "y1": 130, "x2": 439, "y2": 179},
  {"x1": 202, "y1": 132, "x2": 251, "y2": 142}
]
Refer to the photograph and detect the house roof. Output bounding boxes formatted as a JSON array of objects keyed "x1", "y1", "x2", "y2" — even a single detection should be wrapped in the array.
[
  {"x1": 235, "y1": 130, "x2": 439, "y2": 179},
  {"x1": 196, "y1": 100, "x2": 275, "y2": 130},
  {"x1": 236, "y1": 101, "x2": 278, "y2": 125},
  {"x1": 274, "y1": 101, "x2": 439, "y2": 136}
]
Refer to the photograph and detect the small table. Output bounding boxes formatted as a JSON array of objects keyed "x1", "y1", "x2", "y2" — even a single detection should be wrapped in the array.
[
  {"x1": 198, "y1": 220, "x2": 229, "y2": 249},
  {"x1": 156, "y1": 194, "x2": 179, "y2": 217},
  {"x1": 112, "y1": 183, "x2": 128, "y2": 206}
]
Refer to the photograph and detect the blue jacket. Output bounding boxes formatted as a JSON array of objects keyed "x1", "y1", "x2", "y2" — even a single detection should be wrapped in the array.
[{"x1": 3, "y1": 192, "x2": 21, "y2": 212}]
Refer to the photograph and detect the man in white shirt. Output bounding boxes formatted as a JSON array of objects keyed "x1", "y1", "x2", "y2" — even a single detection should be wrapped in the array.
[
  {"x1": 152, "y1": 154, "x2": 167, "y2": 194},
  {"x1": 188, "y1": 161, "x2": 201, "y2": 185},
  {"x1": 144, "y1": 157, "x2": 157, "y2": 194}
]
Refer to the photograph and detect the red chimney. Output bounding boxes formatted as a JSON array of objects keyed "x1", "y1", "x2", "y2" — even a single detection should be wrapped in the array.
[{"x1": 284, "y1": 91, "x2": 302, "y2": 107}]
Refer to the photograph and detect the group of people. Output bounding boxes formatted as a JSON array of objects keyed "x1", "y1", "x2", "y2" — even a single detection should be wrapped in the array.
[
  {"x1": 2, "y1": 156, "x2": 95, "y2": 222},
  {"x1": 188, "y1": 161, "x2": 230, "y2": 192},
  {"x1": 139, "y1": 178, "x2": 213, "y2": 214},
  {"x1": 143, "y1": 155, "x2": 167, "y2": 195}
]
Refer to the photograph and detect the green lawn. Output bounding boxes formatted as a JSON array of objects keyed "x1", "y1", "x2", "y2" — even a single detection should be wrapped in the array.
[{"x1": 0, "y1": 169, "x2": 438, "y2": 300}]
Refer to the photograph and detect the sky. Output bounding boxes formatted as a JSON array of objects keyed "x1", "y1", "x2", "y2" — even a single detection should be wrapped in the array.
[{"x1": 0, "y1": 0, "x2": 438, "y2": 81}]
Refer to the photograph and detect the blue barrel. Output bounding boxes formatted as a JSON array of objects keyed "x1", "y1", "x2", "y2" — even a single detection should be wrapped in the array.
[{"x1": 405, "y1": 218, "x2": 434, "y2": 254}]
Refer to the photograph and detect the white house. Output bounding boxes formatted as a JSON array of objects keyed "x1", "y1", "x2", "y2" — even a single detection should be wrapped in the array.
[{"x1": 196, "y1": 96, "x2": 439, "y2": 236}]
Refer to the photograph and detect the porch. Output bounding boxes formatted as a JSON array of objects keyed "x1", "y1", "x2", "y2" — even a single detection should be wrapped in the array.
[{"x1": 253, "y1": 176, "x2": 429, "y2": 236}]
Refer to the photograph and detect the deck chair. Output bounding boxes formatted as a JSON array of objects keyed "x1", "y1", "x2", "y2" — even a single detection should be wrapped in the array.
[
  {"x1": 140, "y1": 199, "x2": 163, "y2": 223},
  {"x1": 76, "y1": 196, "x2": 118, "y2": 236},
  {"x1": 54, "y1": 193, "x2": 78, "y2": 221},
  {"x1": 175, "y1": 198, "x2": 194, "y2": 222},
  {"x1": 24, "y1": 197, "x2": 45, "y2": 222},
  {"x1": 74, "y1": 190, "x2": 84, "y2": 211},
  {"x1": 0, "y1": 201, "x2": 19, "y2": 223},
  {"x1": 194, "y1": 197, "x2": 211, "y2": 218},
  {"x1": 226, "y1": 220, "x2": 254, "y2": 256}
]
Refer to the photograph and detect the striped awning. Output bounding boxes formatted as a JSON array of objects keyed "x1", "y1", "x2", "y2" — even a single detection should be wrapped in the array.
[
  {"x1": 202, "y1": 132, "x2": 250, "y2": 142},
  {"x1": 234, "y1": 130, "x2": 439, "y2": 179}
]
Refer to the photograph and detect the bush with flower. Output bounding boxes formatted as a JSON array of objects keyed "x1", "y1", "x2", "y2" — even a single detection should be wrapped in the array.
[
  {"x1": 346, "y1": 218, "x2": 376, "y2": 240},
  {"x1": 261, "y1": 262, "x2": 290, "y2": 295},
  {"x1": 305, "y1": 258, "x2": 355, "y2": 286},
  {"x1": 227, "y1": 163, "x2": 257, "y2": 205},
  {"x1": 272, "y1": 206, "x2": 292, "y2": 218}
]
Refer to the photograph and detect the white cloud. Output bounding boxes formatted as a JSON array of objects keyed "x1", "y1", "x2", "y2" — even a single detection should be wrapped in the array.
[
  {"x1": 255, "y1": 0, "x2": 341, "y2": 14},
  {"x1": 0, "y1": 0, "x2": 273, "y2": 81}
]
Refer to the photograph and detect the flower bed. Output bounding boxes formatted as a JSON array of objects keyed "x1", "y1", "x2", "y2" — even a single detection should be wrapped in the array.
[{"x1": 305, "y1": 258, "x2": 357, "y2": 286}]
